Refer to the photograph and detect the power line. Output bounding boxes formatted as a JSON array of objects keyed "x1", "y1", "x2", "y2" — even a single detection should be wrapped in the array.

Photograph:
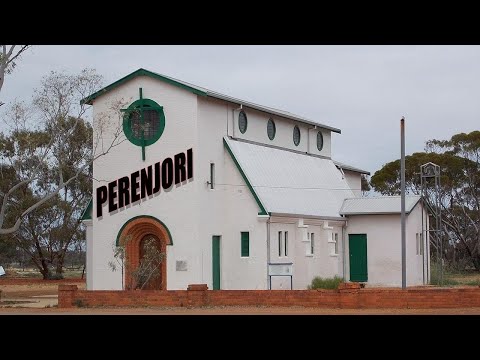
[{"x1": 213, "y1": 183, "x2": 363, "y2": 191}]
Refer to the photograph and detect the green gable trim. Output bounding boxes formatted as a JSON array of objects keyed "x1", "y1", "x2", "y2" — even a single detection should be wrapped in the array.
[
  {"x1": 80, "y1": 199, "x2": 92, "y2": 221},
  {"x1": 223, "y1": 138, "x2": 268, "y2": 216},
  {"x1": 115, "y1": 215, "x2": 174, "y2": 247},
  {"x1": 80, "y1": 68, "x2": 208, "y2": 105}
]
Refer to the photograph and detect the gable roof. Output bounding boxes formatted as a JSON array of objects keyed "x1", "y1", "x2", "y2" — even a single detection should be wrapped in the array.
[
  {"x1": 224, "y1": 137, "x2": 354, "y2": 219},
  {"x1": 81, "y1": 68, "x2": 341, "y2": 134},
  {"x1": 333, "y1": 160, "x2": 370, "y2": 175},
  {"x1": 340, "y1": 195, "x2": 421, "y2": 215}
]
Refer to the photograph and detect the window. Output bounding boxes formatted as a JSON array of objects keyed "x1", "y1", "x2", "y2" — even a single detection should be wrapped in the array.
[
  {"x1": 209, "y1": 163, "x2": 215, "y2": 189},
  {"x1": 123, "y1": 98, "x2": 165, "y2": 147},
  {"x1": 310, "y1": 233, "x2": 315, "y2": 255},
  {"x1": 420, "y1": 233, "x2": 424, "y2": 256},
  {"x1": 416, "y1": 233, "x2": 424, "y2": 256},
  {"x1": 334, "y1": 233, "x2": 338, "y2": 255},
  {"x1": 317, "y1": 131, "x2": 324, "y2": 151},
  {"x1": 238, "y1": 110, "x2": 248, "y2": 134},
  {"x1": 284, "y1": 231, "x2": 288, "y2": 256},
  {"x1": 267, "y1": 118, "x2": 276, "y2": 140},
  {"x1": 416, "y1": 233, "x2": 419, "y2": 255},
  {"x1": 241, "y1": 232, "x2": 249, "y2": 257},
  {"x1": 293, "y1": 125, "x2": 301, "y2": 146},
  {"x1": 278, "y1": 231, "x2": 283, "y2": 257}
]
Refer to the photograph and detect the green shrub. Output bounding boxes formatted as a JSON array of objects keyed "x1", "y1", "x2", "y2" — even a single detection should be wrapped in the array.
[
  {"x1": 429, "y1": 263, "x2": 459, "y2": 286},
  {"x1": 308, "y1": 276, "x2": 343, "y2": 290}
]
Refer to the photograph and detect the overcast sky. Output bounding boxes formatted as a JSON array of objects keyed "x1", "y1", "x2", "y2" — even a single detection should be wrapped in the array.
[{"x1": 2, "y1": 45, "x2": 479, "y2": 175}]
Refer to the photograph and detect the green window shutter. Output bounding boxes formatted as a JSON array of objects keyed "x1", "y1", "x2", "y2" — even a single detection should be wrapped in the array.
[{"x1": 241, "y1": 232, "x2": 250, "y2": 257}]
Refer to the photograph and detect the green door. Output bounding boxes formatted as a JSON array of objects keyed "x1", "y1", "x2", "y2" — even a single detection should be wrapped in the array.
[
  {"x1": 212, "y1": 236, "x2": 221, "y2": 290},
  {"x1": 349, "y1": 234, "x2": 368, "y2": 282}
]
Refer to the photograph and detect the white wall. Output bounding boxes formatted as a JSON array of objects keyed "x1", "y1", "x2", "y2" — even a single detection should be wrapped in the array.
[
  {"x1": 231, "y1": 106, "x2": 332, "y2": 158},
  {"x1": 345, "y1": 204, "x2": 429, "y2": 287},
  {"x1": 268, "y1": 217, "x2": 345, "y2": 290},
  {"x1": 84, "y1": 220, "x2": 93, "y2": 288},
  {"x1": 343, "y1": 170, "x2": 362, "y2": 197},
  {"x1": 406, "y1": 203, "x2": 430, "y2": 285},
  {"x1": 90, "y1": 75, "x2": 200, "y2": 290},
  {"x1": 194, "y1": 96, "x2": 269, "y2": 290}
]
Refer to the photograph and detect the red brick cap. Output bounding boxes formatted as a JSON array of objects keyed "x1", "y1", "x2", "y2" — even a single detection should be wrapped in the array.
[{"x1": 187, "y1": 284, "x2": 209, "y2": 291}]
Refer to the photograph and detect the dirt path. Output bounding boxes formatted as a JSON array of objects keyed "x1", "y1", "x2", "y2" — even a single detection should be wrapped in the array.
[{"x1": 0, "y1": 282, "x2": 85, "y2": 309}]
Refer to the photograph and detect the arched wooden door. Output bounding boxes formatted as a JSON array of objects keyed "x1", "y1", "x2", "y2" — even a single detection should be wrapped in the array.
[{"x1": 138, "y1": 235, "x2": 164, "y2": 290}]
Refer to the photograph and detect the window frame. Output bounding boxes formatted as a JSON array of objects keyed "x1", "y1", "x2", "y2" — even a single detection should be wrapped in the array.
[
  {"x1": 317, "y1": 131, "x2": 324, "y2": 151},
  {"x1": 241, "y1": 231, "x2": 250, "y2": 257},
  {"x1": 310, "y1": 232, "x2": 314, "y2": 255},
  {"x1": 238, "y1": 110, "x2": 248, "y2": 134},
  {"x1": 293, "y1": 125, "x2": 301, "y2": 146},
  {"x1": 123, "y1": 98, "x2": 165, "y2": 147},
  {"x1": 267, "y1": 118, "x2": 276, "y2": 140},
  {"x1": 278, "y1": 231, "x2": 283, "y2": 257}
]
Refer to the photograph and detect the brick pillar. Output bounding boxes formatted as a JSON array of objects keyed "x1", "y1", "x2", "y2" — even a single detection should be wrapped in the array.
[
  {"x1": 338, "y1": 282, "x2": 361, "y2": 308},
  {"x1": 187, "y1": 284, "x2": 209, "y2": 306},
  {"x1": 58, "y1": 285, "x2": 78, "y2": 308}
]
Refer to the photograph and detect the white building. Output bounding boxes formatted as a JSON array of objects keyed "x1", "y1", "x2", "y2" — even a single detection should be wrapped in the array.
[{"x1": 81, "y1": 68, "x2": 430, "y2": 290}]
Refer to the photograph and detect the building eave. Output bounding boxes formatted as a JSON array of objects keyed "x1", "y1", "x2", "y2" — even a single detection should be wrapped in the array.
[
  {"x1": 80, "y1": 68, "x2": 341, "y2": 133},
  {"x1": 269, "y1": 212, "x2": 347, "y2": 222}
]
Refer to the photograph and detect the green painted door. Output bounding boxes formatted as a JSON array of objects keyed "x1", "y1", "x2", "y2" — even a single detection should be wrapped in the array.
[
  {"x1": 212, "y1": 236, "x2": 221, "y2": 290},
  {"x1": 349, "y1": 234, "x2": 368, "y2": 282}
]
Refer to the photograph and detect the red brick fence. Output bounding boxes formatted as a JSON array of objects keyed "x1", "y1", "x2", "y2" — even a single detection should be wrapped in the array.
[{"x1": 58, "y1": 283, "x2": 480, "y2": 309}]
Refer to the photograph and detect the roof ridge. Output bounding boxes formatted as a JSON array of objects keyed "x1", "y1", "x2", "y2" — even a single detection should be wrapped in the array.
[{"x1": 81, "y1": 68, "x2": 341, "y2": 133}]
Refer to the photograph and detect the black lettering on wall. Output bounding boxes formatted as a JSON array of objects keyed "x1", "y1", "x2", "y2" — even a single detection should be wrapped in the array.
[
  {"x1": 174, "y1": 152, "x2": 186, "y2": 184},
  {"x1": 153, "y1": 162, "x2": 161, "y2": 194},
  {"x1": 118, "y1": 176, "x2": 130, "y2": 208},
  {"x1": 162, "y1": 158, "x2": 173, "y2": 189},
  {"x1": 108, "y1": 180, "x2": 118, "y2": 213},
  {"x1": 96, "y1": 186, "x2": 108, "y2": 218},
  {"x1": 187, "y1": 148, "x2": 193, "y2": 179},
  {"x1": 131, "y1": 171, "x2": 140, "y2": 203},
  {"x1": 141, "y1": 165, "x2": 153, "y2": 199}
]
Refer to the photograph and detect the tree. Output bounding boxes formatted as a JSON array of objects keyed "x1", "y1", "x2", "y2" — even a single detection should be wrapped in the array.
[
  {"x1": 0, "y1": 45, "x2": 30, "y2": 105},
  {"x1": 108, "y1": 235, "x2": 165, "y2": 290},
  {"x1": 361, "y1": 174, "x2": 371, "y2": 196},
  {"x1": 370, "y1": 131, "x2": 480, "y2": 271},
  {"x1": 0, "y1": 55, "x2": 126, "y2": 236}
]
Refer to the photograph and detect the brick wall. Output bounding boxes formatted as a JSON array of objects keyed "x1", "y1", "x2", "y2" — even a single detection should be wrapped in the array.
[{"x1": 58, "y1": 283, "x2": 480, "y2": 309}]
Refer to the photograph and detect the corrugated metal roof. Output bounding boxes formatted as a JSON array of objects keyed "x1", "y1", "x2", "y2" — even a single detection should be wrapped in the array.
[
  {"x1": 225, "y1": 137, "x2": 354, "y2": 219},
  {"x1": 333, "y1": 161, "x2": 370, "y2": 175},
  {"x1": 82, "y1": 69, "x2": 341, "y2": 133},
  {"x1": 151, "y1": 71, "x2": 342, "y2": 133},
  {"x1": 340, "y1": 196, "x2": 421, "y2": 215}
]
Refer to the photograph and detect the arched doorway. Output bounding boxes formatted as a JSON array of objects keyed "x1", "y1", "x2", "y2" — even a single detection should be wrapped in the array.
[{"x1": 116, "y1": 216, "x2": 173, "y2": 290}]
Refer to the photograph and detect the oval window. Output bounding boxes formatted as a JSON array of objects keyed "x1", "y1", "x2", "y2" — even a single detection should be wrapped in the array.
[
  {"x1": 293, "y1": 125, "x2": 301, "y2": 146},
  {"x1": 238, "y1": 110, "x2": 248, "y2": 134},
  {"x1": 317, "y1": 131, "x2": 324, "y2": 151},
  {"x1": 267, "y1": 118, "x2": 276, "y2": 140}
]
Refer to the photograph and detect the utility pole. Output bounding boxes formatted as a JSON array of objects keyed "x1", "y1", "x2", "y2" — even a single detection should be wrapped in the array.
[{"x1": 401, "y1": 117, "x2": 406, "y2": 289}]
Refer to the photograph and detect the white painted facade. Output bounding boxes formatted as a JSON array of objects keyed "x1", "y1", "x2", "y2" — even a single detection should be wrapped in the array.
[
  {"x1": 84, "y1": 69, "x2": 429, "y2": 291},
  {"x1": 344, "y1": 202, "x2": 430, "y2": 286}
]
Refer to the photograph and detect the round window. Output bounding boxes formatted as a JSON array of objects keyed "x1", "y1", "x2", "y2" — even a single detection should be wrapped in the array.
[
  {"x1": 317, "y1": 131, "x2": 324, "y2": 151},
  {"x1": 293, "y1": 125, "x2": 301, "y2": 146},
  {"x1": 123, "y1": 98, "x2": 165, "y2": 147},
  {"x1": 238, "y1": 110, "x2": 248, "y2": 134},
  {"x1": 267, "y1": 118, "x2": 276, "y2": 140}
]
